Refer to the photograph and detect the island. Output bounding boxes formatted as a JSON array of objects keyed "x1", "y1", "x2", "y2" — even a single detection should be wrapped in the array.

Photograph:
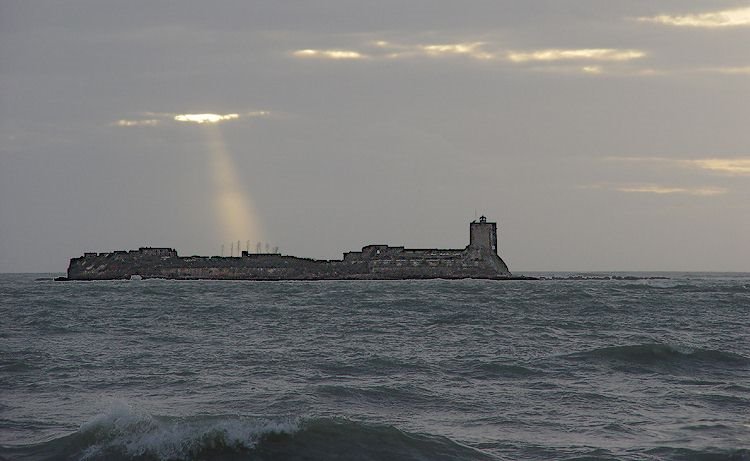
[{"x1": 58, "y1": 216, "x2": 529, "y2": 281}]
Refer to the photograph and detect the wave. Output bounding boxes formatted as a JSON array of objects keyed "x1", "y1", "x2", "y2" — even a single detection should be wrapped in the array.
[
  {"x1": 452, "y1": 361, "x2": 542, "y2": 379},
  {"x1": 315, "y1": 383, "x2": 450, "y2": 407},
  {"x1": 314, "y1": 355, "x2": 432, "y2": 377},
  {"x1": 0, "y1": 404, "x2": 491, "y2": 461},
  {"x1": 0, "y1": 359, "x2": 36, "y2": 373},
  {"x1": 643, "y1": 446, "x2": 750, "y2": 461},
  {"x1": 566, "y1": 344, "x2": 750, "y2": 371},
  {"x1": 612, "y1": 281, "x2": 750, "y2": 295}
]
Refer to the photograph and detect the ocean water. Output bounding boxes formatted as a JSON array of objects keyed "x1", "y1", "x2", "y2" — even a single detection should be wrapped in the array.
[{"x1": 1, "y1": 273, "x2": 749, "y2": 461}]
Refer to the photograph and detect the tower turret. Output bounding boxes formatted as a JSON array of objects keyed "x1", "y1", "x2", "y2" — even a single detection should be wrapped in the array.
[{"x1": 469, "y1": 215, "x2": 498, "y2": 253}]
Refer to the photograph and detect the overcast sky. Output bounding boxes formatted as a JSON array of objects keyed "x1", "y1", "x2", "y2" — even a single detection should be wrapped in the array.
[{"x1": 1, "y1": 1, "x2": 749, "y2": 273}]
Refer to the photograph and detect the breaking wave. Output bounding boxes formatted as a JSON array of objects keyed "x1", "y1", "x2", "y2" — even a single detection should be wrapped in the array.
[{"x1": 0, "y1": 404, "x2": 491, "y2": 461}]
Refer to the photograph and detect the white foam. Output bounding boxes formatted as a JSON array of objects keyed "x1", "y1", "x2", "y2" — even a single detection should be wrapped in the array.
[{"x1": 78, "y1": 402, "x2": 299, "y2": 460}]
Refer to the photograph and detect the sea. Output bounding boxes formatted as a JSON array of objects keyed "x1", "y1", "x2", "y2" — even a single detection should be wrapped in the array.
[{"x1": 0, "y1": 273, "x2": 748, "y2": 461}]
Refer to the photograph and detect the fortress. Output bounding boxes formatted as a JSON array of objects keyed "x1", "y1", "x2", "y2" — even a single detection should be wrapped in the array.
[{"x1": 63, "y1": 217, "x2": 515, "y2": 280}]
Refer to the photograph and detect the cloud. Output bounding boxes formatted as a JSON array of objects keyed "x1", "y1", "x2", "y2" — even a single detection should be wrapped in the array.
[
  {"x1": 293, "y1": 41, "x2": 495, "y2": 61},
  {"x1": 113, "y1": 119, "x2": 160, "y2": 127},
  {"x1": 112, "y1": 111, "x2": 269, "y2": 127},
  {"x1": 291, "y1": 38, "x2": 727, "y2": 77},
  {"x1": 638, "y1": 6, "x2": 750, "y2": 28},
  {"x1": 582, "y1": 66, "x2": 603, "y2": 74},
  {"x1": 705, "y1": 66, "x2": 750, "y2": 75},
  {"x1": 418, "y1": 42, "x2": 494, "y2": 60},
  {"x1": 615, "y1": 185, "x2": 727, "y2": 196},
  {"x1": 608, "y1": 156, "x2": 750, "y2": 176},
  {"x1": 507, "y1": 48, "x2": 645, "y2": 63},
  {"x1": 292, "y1": 49, "x2": 365, "y2": 59},
  {"x1": 514, "y1": 64, "x2": 663, "y2": 77},
  {"x1": 174, "y1": 113, "x2": 239, "y2": 124},
  {"x1": 291, "y1": 41, "x2": 647, "y2": 71},
  {"x1": 688, "y1": 158, "x2": 750, "y2": 175},
  {"x1": 381, "y1": 41, "x2": 495, "y2": 60},
  {"x1": 593, "y1": 157, "x2": 746, "y2": 196},
  {"x1": 245, "y1": 111, "x2": 271, "y2": 117},
  {"x1": 580, "y1": 180, "x2": 728, "y2": 196}
]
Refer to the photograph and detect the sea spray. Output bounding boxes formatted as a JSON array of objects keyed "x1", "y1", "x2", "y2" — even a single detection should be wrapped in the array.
[{"x1": 75, "y1": 403, "x2": 299, "y2": 460}]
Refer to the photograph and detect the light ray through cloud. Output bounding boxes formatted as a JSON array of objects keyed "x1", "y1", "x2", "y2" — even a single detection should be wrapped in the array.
[
  {"x1": 203, "y1": 125, "x2": 264, "y2": 245},
  {"x1": 638, "y1": 6, "x2": 750, "y2": 28},
  {"x1": 110, "y1": 110, "x2": 267, "y2": 244}
]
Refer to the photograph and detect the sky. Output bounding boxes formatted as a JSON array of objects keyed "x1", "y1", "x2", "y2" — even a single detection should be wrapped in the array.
[{"x1": 1, "y1": 1, "x2": 749, "y2": 273}]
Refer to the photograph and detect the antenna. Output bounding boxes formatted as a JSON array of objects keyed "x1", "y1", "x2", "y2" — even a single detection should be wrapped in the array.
[
  {"x1": 246, "y1": 240, "x2": 250, "y2": 253},
  {"x1": 230, "y1": 242, "x2": 233, "y2": 258},
  {"x1": 237, "y1": 240, "x2": 241, "y2": 257},
  {"x1": 221, "y1": 244, "x2": 224, "y2": 257}
]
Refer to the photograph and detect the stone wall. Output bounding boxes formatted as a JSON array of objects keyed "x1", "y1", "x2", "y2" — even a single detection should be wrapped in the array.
[
  {"x1": 67, "y1": 246, "x2": 511, "y2": 280},
  {"x1": 65, "y1": 219, "x2": 513, "y2": 280}
]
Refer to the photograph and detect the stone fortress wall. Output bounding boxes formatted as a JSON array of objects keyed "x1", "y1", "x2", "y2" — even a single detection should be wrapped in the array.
[{"x1": 65, "y1": 217, "x2": 512, "y2": 280}]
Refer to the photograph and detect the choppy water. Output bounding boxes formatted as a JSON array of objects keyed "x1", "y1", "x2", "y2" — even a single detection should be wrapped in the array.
[{"x1": 1, "y1": 273, "x2": 749, "y2": 460}]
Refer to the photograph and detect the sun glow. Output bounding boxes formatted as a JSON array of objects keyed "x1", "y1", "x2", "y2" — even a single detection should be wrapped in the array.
[{"x1": 174, "y1": 113, "x2": 240, "y2": 124}]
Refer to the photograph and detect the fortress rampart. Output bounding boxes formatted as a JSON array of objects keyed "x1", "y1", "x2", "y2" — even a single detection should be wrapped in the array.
[{"x1": 64, "y1": 217, "x2": 513, "y2": 280}]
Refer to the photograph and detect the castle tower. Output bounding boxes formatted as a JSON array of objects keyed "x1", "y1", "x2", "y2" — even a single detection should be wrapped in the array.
[{"x1": 469, "y1": 215, "x2": 498, "y2": 253}]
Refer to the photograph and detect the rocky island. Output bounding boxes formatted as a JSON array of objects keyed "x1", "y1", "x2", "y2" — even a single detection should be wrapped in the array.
[{"x1": 60, "y1": 217, "x2": 525, "y2": 281}]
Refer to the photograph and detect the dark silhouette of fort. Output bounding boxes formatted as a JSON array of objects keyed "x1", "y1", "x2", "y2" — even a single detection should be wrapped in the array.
[{"x1": 63, "y1": 217, "x2": 515, "y2": 280}]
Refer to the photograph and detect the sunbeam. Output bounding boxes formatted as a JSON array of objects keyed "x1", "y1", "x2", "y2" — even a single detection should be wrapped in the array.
[{"x1": 203, "y1": 125, "x2": 263, "y2": 247}]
